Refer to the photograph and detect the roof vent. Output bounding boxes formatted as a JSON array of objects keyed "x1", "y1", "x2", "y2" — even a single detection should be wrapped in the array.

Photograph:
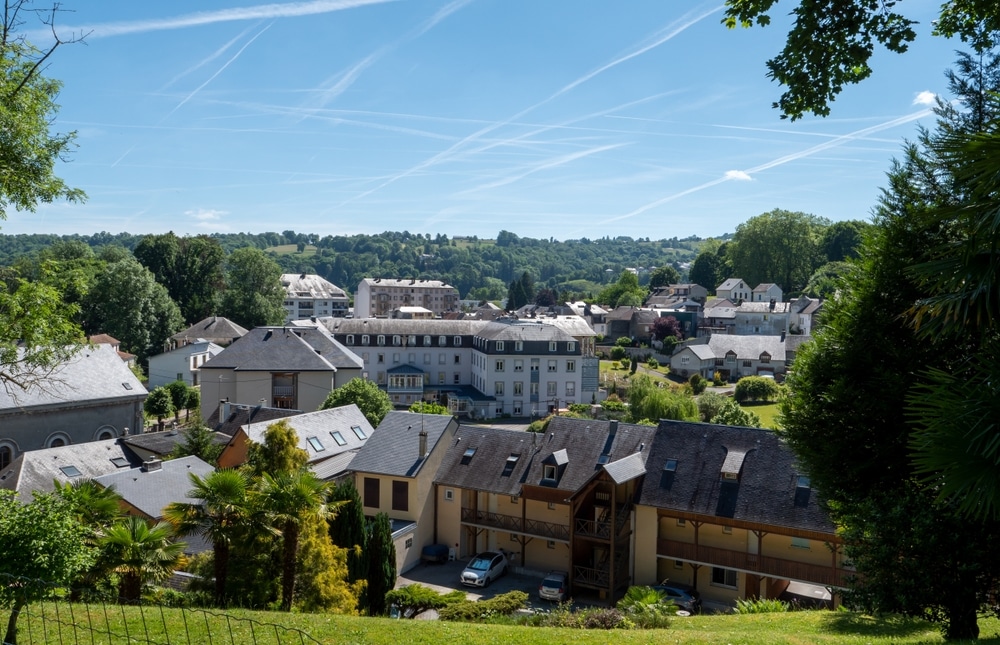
[{"x1": 141, "y1": 458, "x2": 162, "y2": 473}]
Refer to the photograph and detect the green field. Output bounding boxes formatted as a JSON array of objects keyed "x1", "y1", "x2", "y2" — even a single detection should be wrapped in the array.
[
  {"x1": 17, "y1": 605, "x2": 998, "y2": 645},
  {"x1": 265, "y1": 243, "x2": 318, "y2": 256},
  {"x1": 742, "y1": 402, "x2": 782, "y2": 429}
]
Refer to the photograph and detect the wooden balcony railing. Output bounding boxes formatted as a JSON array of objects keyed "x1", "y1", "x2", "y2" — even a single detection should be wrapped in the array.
[
  {"x1": 657, "y1": 539, "x2": 849, "y2": 587},
  {"x1": 461, "y1": 508, "x2": 570, "y2": 541}
]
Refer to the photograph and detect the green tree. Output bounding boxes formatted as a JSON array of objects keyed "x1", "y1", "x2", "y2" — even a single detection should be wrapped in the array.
[
  {"x1": 726, "y1": 209, "x2": 827, "y2": 294},
  {"x1": 365, "y1": 512, "x2": 397, "y2": 616},
  {"x1": 597, "y1": 270, "x2": 646, "y2": 308},
  {"x1": 710, "y1": 398, "x2": 763, "y2": 428},
  {"x1": 648, "y1": 264, "x2": 680, "y2": 289},
  {"x1": 219, "y1": 247, "x2": 286, "y2": 328},
  {"x1": 821, "y1": 220, "x2": 868, "y2": 262},
  {"x1": 0, "y1": 491, "x2": 93, "y2": 645},
  {"x1": 408, "y1": 401, "x2": 449, "y2": 415},
  {"x1": 170, "y1": 424, "x2": 224, "y2": 464},
  {"x1": 724, "y1": 0, "x2": 1000, "y2": 120},
  {"x1": 134, "y1": 233, "x2": 226, "y2": 324},
  {"x1": 320, "y1": 378, "x2": 392, "y2": 427},
  {"x1": 257, "y1": 470, "x2": 333, "y2": 611},
  {"x1": 166, "y1": 380, "x2": 189, "y2": 423},
  {"x1": 144, "y1": 387, "x2": 174, "y2": 432},
  {"x1": 696, "y1": 391, "x2": 729, "y2": 423},
  {"x1": 327, "y1": 479, "x2": 368, "y2": 585},
  {"x1": 293, "y1": 513, "x2": 361, "y2": 613},
  {"x1": 246, "y1": 419, "x2": 308, "y2": 477},
  {"x1": 185, "y1": 386, "x2": 200, "y2": 421},
  {"x1": 98, "y1": 517, "x2": 185, "y2": 604},
  {"x1": 626, "y1": 375, "x2": 699, "y2": 424},
  {"x1": 803, "y1": 261, "x2": 852, "y2": 299},
  {"x1": 688, "y1": 241, "x2": 727, "y2": 291},
  {"x1": 163, "y1": 469, "x2": 256, "y2": 606},
  {"x1": 733, "y1": 375, "x2": 780, "y2": 404},
  {"x1": 82, "y1": 256, "x2": 182, "y2": 365}
]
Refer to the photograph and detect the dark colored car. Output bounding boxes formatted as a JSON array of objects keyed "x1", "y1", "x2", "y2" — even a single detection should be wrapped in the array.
[
  {"x1": 652, "y1": 581, "x2": 702, "y2": 614},
  {"x1": 460, "y1": 551, "x2": 508, "y2": 587}
]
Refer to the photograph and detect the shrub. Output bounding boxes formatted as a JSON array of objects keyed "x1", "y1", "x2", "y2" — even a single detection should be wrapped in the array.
[
  {"x1": 617, "y1": 585, "x2": 673, "y2": 629},
  {"x1": 610, "y1": 346, "x2": 627, "y2": 361},
  {"x1": 697, "y1": 391, "x2": 729, "y2": 422},
  {"x1": 646, "y1": 357, "x2": 659, "y2": 369},
  {"x1": 688, "y1": 373, "x2": 707, "y2": 394},
  {"x1": 620, "y1": 357, "x2": 631, "y2": 370},
  {"x1": 615, "y1": 336, "x2": 633, "y2": 347},
  {"x1": 602, "y1": 399, "x2": 625, "y2": 412},
  {"x1": 438, "y1": 590, "x2": 528, "y2": 621},
  {"x1": 582, "y1": 607, "x2": 630, "y2": 629},
  {"x1": 734, "y1": 597, "x2": 790, "y2": 614},
  {"x1": 567, "y1": 403, "x2": 591, "y2": 415},
  {"x1": 734, "y1": 376, "x2": 781, "y2": 404},
  {"x1": 712, "y1": 371, "x2": 726, "y2": 386}
]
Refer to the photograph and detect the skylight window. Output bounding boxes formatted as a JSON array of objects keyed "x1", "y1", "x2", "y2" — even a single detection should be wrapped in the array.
[
  {"x1": 110, "y1": 457, "x2": 130, "y2": 468},
  {"x1": 797, "y1": 476, "x2": 811, "y2": 489},
  {"x1": 464, "y1": 448, "x2": 476, "y2": 458},
  {"x1": 663, "y1": 459, "x2": 678, "y2": 472},
  {"x1": 501, "y1": 453, "x2": 520, "y2": 477},
  {"x1": 330, "y1": 431, "x2": 347, "y2": 446},
  {"x1": 60, "y1": 465, "x2": 82, "y2": 477},
  {"x1": 122, "y1": 382, "x2": 133, "y2": 390},
  {"x1": 351, "y1": 425, "x2": 367, "y2": 440},
  {"x1": 307, "y1": 436, "x2": 325, "y2": 452},
  {"x1": 597, "y1": 455, "x2": 611, "y2": 465}
]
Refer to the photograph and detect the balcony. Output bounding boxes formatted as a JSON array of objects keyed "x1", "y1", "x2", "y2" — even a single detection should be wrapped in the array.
[
  {"x1": 272, "y1": 385, "x2": 295, "y2": 397},
  {"x1": 657, "y1": 539, "x2": 849, "y2": 587},
  {"x1": 461, "y1": 507, "x2": 569, "y2": 542}
]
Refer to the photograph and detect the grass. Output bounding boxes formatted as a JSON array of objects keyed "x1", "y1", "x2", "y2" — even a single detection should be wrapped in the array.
[
  {"x1": 15, "y1": 604, "x2": 1000, "y2": 645},
  {"x1": 265, "y1": 243, "x2": 318, "y2": 256},
  {"x1": 741, "y1": 401, "x2": 782, "y2": 429}
]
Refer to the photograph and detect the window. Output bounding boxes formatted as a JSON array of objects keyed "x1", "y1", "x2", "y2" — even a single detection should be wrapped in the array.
[
  {"x1": 393, "y1": 353, "x2": 400, "y2": 364},
  {"x1": 674, "y1": 560, "x2": 684, "y2": 569},
  {"x1": 726, "y1": 353, "x2": 736, "y2": 363},
  {"x1": 714, "y1": 358, "x2": 723, "y2": 366},
  {"x1": 392, "y1": 480, "x2": 408, "y2": 511},
  {"x1": 59, "y1": 465, "x2": 82, "y2": 477},
  {"x1": 513, "y1": 402, "x2": 522, "y2": 415},
  {"x1": 567, "y1": 342, "x2": 575, "y2": 352},
  {"x1": 438, "y1": 372, "x2": 446, "y2": 384},
  {"x1": 363, "y1": 477, "x2": 380, "y2": 507},
  {"x1": 405, "y1": 537, "x2": 413, "y2": 549},
  {"x1": 351, "y1": 425, "x2": 368, "y2": 440},
  {"x1": 547, "y1": 540, "x2": 556, "y2": 549},
  {"x1": 439, "y1": 335, "x2": 447, "y2": 346},
  {"x1": 548, "y1": 360, "x2": 557, "y2": 372},
  {"x1": 548, "y1": 502, "x2": 556, "y2": 510},
  {"x1": 514, "y1": 341, "x2": 523, "y2": 352},
  {"x1": 110, "y1": 457, "x2": 130, "y2": 468},
  {"x1": 549, "y1": 341, "x2": 557, "y2": 352},
  {"x1": 530, "y1": 382, "x2": 539, "y2": 395},
  {"x1": 346, "y1": 334, "x2": 354, "y2": 345},
  {"x1": 760, "y1": 353, "x2": 771, "y2": 363},
  {"x1": 362, "y1": 334, "x2": 370, "y2": 345},
  {"x1": 463, "y1": 447, "x2": 477, "y2": 460},
  {"x1": 454, "y1": 354, "x2": 461, "y2": 364},
  {"x1": 680, "y1": 356, "x2": 690, "y2": 366},
  {"x1": 330, "y1": 431, "x2": 347, "y2": 446},
  {"x1": 514, "y1": 382, "x2": 523, "y2": 395},
  {"x1": 307, "y1": 436, "x2": 325, "y2": 452},
  {"x1": 495, "y1": 360, "x2": 505, "y2": 372},
  {"x1": 377, "y1": 335, "x2": 385, "y2": 346},
  {"x1": 791, "y1": 537, "x2": 810, "y2": 549},
  {"x1": 377, "y1": 353, "x2": 385, "y2": 364},
  {"x1": 565, "y1": 382, "x2": 575, "y2": 397},
  {"x1": 663, "y1": 459, "x2": 678, "y2": 472},
  {"x1": 676, "y1": 518, "x2": 686, "y2": 527},
  {"x1": 543, "y1": 464, "x2": 557, "y2": 481},
  {"x1": 496, "y1": 341, "x2": 505, "y2": 352},
  {"x1": 510, "y1": 533, "x2": 519, "y2": 542},
  {"x1": 454, "y1": 336, "x2": 462, "y2": 346},
  {"x1": 424, "y1": 335, "x2": 432, "y2": 346},
  {"x1": 501, "y1": 454, "x2": 520, "y2": 477},
  {"x1": 797, "y1": 476, "x2": 811, "y2": 488},
  {"x1": 722, "y1": 525, "x2": 733, "y2": 534},
  {"x1": 711, "y1": 567, "x2": 738, "y2": 588},
  {"x1": 439, "y1": 354, "x2": 446, "y2": 364},
  {"x1": 454, "y1": 373, "x2": 460, "y2": 384},
  {"x1": 424, "y1": 353, "x2": 431, "y2": 364},
  {"x1": 444, "y1": 489, "x2": 454, "y2": 501},
  {"x1": 547, "y1": 381, "x2": 557, "y2": 396},
  {"x1": 514, "y1": 360, "x2": 523, "y2": 372},
  {"x1": 510, "y1": 496, "x2": 518, "y2": 504},
  {"x1": 566, "y1": 360, "x2": 575, "y2": 372},
  {"x1": 742, "y1": 360, "x2": 752, "y2": 367},
  {"x1": 495, "y1": 382, "x2": 504, "y2": 396},
  {"x1": 409, "y1": 335, "x2": 417, "y2": 346},
  {"x1": 393, "y1": 335, "x2": 401, "y2": 346}
]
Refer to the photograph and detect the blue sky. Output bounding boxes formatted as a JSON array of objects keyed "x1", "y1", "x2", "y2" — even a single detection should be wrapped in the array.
[{"x1": 6, "y1": 0, "x2": 961, "y2": 240}]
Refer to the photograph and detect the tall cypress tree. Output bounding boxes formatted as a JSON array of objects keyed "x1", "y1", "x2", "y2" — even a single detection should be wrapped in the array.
[
  {"x1": 364, "y1": 513, "x2": 397, "y2": 616},
  {"x1": 328, "y1": 480, "x2": 367, "y2": 584}
]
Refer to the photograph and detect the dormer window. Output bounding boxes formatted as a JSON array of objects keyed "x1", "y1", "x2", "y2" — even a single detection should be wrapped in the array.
[
  {"x1": 393, "y1": 335, "x2": 401, "y2": 346},
  {"x1": 722, "y1": 472, "x2": 739, "y2": 481},
  {"x1": 496, "y1": 341, "x2": 505, "y2": 352},
  {"x1": 543, "y1": 464, "x2": 557, "y2": 480},
  {"x1": 760, "y1": 352, "x2": 771, "y2": 364}
]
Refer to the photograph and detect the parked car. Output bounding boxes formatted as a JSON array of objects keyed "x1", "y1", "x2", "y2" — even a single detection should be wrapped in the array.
[
  {"x1": 538, "y1": 571, "x2": 568, "y2": 602},
  {"x1": 652, "y1": 581, "x2": 702, "y2": 614},
  {"x1": 460, "y1": 551, "x2": 508, "y2": 587}
]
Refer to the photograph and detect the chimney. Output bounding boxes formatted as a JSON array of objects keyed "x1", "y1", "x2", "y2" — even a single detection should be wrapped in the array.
[
  {"x1": 418, "y1": 429, "x2": 428, "y2": 459},
  {"x1": 219, "y1": 399, "x2": 230, "y2": 421},
  {"x1": 141, "y1": 458, "x2": 162, "y2": 472}
]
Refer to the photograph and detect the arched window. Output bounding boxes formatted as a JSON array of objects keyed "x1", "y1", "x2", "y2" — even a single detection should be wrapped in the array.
[
  {"x1": 0, "y1": 444, "x2": 13, "y2": 470},
  {"x1": 46, "y1": 432, "x2": 72, "y2": 449}
]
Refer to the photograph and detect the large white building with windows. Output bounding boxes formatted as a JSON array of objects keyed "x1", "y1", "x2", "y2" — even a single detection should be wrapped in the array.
[
  {"x1": 281, "y1": 273, "x2": 350, "y2": 322},
  {"x1": 320, "y1": 316, "x2": 600, "y2": 419},
  {"x1": 354, "y1": 278, "x2": 459, "y2": 319}
]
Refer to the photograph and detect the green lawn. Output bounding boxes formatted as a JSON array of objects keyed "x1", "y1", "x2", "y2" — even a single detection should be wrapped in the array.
[
  {"x1": 265, "y1": 243, "x2": 318, "y2": 256},
  {"x1": 17, "y1": 605, "x2": 1000, "y2": 645},
  {"x1": 742, "y1": 402, "x2": 782, "y2": 429}
]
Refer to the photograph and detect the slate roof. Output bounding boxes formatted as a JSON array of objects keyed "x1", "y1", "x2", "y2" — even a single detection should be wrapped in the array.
[
  {"x1": 95, "y1": 456, "x2": 214, "y2": 520},
  {"x1": 717, "y1": 278, "x2": 746, "y2": 292},
  {"x1": 281, "y1": 273, "x2": 348, "y2": 299},
  {"x1": 0, "y1": 343, "x2": 146, "y2": 412},
  {"x1": 736, "y1": 301, "x2": 791, "y2": 314},
  {"x1": 199, "y1": 326, "x2": 362, "y2": 372},
  {"x1": 0, "y1": 438, "x2": 144, "y2": 503},
  {"x1": 360, "y1": 278, "x2": 457, "y2": 290},
  {"x1": 309, "y1": 450, "x2": 359, "y2": 481},
  {"x1": 170, "y1": 316, "x2": 249, "y2": 345},
  {"x1": 349, "y1": 412, "x2": 458, "y2": 478},
  {"x1": 204, "y1": 403, "x2": 300, "y2": 437},
  {"x1": 680, "y1": 345, "x2": 716, "y2": 361},
  {"x1": 531, "y1": 316, "x2": 597, "y2": 339},
  {"x1": 638, "y1": 420, "x2": 834, "y2": 535},
  {"x1": 240, "y1": 404, "x2": 374, "y2": 465},
  {"x1": 434, "y1": 418, "x2": 655, "y2": 497},
  {"x1": 753, "y1": 283, "x2": 778, "y2": 293},
  {"x1": 320, "y1": 317, "x2": 487, "y2": 336},
  {"x1": 476, "y1": 320, "x2": 576, "y2": 342},
  {"x1": 707, "y1": 335, "x2": 785, "y2": 360},
  {"x1": 122, "y1": 428, "x2": 229, "y2": 458}
]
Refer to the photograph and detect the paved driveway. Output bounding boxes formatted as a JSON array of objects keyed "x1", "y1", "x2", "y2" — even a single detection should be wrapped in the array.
[{"x1": 396, "y1": 559, "x2": 543, "y2": 602}]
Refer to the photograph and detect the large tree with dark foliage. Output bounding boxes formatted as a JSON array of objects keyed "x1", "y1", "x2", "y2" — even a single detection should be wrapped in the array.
[
  {"x1": 134, "y1": 233, "x2": 226, "y2": 324},
  {"x1": 780, "y1": 52, "x2": 1000, "y2": 640},
  {"x1": 364, "y1": 512, "x2": 397, "y2": 616},
  {"x1": 219, "y1": 247, "x2": 285, "y2": 328}
]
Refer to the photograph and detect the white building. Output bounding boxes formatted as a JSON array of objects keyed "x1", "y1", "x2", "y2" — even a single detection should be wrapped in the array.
[
  {"x1": 147, "y1": 339, "x2": 224, "y2": 388},
  {"x1": 355, "y1": 278, "x2": 459, "y2": 319},
  {"x1": 281, "y1": 273, "x2": 350, "y2": 322}
]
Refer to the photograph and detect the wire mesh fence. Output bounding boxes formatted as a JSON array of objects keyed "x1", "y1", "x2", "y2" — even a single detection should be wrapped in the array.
[{"x1": 1, "y1": 574, "x2": 321, "y2": 645}]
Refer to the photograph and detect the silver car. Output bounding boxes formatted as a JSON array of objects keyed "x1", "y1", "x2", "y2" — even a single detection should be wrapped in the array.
[
  {"x1": 460, "y1": 551, "x2": 508, "y2": 587},
  {"x1": 538, "y1": 571, "x2": 568, "y2": 602}
]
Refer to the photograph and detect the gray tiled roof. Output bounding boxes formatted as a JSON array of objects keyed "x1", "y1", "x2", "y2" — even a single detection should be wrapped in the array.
[
  {"x1": 122, "y1": 428, "x2": 229, "y2": 458},
  {"x1": 638, "y1": 420, "x2": 834, "y2": 534},
  {"x1": 717, "y1": 278, "x2": 746, "y2": 291},
  {"x1": 0, "y1": 438, "x2": 144, "y2": 503},
  {"x1": 476, "y1": 320, "x2": 576, "y2": 342},
  {"x1": 241, "y1": 404, "x2": 373, "y2": 465},
  {"x1": 281, "y1": 274, "x2": 347, "y2": 299},
  {"x1": 170, "y1": 316, "x2": 248, "y2": 344},
  {"x1": 95, "y1": 456, "x2": 214, "y2": 520},
  {"x1": 309, "y1": 450, "x2": 359, "y2": 481},
  {"x1": 205, "y1": 403, "x2": 301, "y2": 436},
  {"x1": 320, "y1": 317, "x2": 487, "y2": 336},
  {"x1": 199, "y1": 326, "x2": 362, "y2": 372},
  {"x1": 434, "y1": 418, "x2": 655, "y2": 497},
  {"x1": 349, "y1": 412, "x2": 458, "y2": 478},
  {"x1": 360, "y1": 278, "x2": 456, "y2": 289},
  {"x1": 603, "y1": 452, "x2": 647, "y2": 485},
  {"x1": 0, "y1": 343, "x2": 146, "y2": 412},
  {"x1": 707, "y1": 335, "x2": 785, "y2": 360}
]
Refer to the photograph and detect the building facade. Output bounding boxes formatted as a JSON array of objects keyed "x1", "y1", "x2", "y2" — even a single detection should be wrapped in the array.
[
  {"x1": 282, "y1": 273, "x2": 350, "y2": 322},
  {"x1": 355, "y1": 278, "x2": 459, "y2": 319}
]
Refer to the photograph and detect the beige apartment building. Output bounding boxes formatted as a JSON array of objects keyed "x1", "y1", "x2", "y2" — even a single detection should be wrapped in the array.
[{"x1": 355, "y1": 278, "x2": 459, "y2": 318}]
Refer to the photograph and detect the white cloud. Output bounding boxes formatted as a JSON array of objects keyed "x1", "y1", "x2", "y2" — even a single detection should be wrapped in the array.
[
  {"x1": 186, "y1": 208, "x2": 227, "y2": 221},
  {"x1": 913, "y1": 91, "x2": 937, "y2": 106},
  {"x1": 724, "y1": 170, "x2": 751, "y2": 181}
]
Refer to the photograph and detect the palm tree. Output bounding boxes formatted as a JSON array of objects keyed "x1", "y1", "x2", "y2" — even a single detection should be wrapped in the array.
[
  {"x1": 99, "y1": 517, "x2": 185, "y2": 604},
  {"x1": 54, "y1": 479, "x2": 123, "y2": 599},
  {"x1": 257, "y1": 470, "x2": 338, "y2": 611},
  {"x1": 163, "y1": 469, "x2": 255, "y2": 606}
]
